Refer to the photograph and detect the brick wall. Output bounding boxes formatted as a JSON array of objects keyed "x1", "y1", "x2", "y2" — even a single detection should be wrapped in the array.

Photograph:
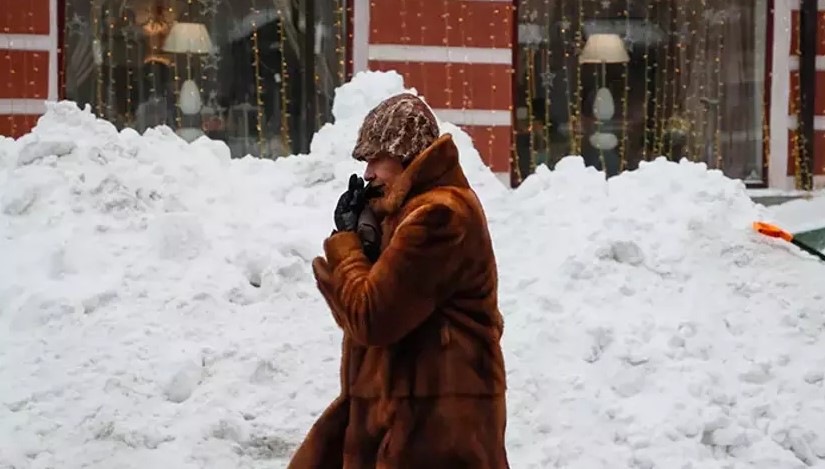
[
  {"x1": 351, "y1": 0, "x2": 514, "y2": 177},
  {"x1": 0, "y1": 0, "x2": 59, "y2": 138}
]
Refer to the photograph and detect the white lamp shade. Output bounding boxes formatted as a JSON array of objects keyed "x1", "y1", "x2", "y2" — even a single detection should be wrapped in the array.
[
  {"x1": 579, "y1": 33, "x2": 630, "y2": 64},
  {"x1": 163, "y1": 22, "x2": 213, "y2": 54}
]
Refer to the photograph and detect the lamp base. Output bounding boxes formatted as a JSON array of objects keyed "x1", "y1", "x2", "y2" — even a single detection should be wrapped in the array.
[
  {"x1": 176, "y1": 127, "x2": 204, "y2": 143},
  {"x1": 178, "y1": 79, "x2": 203, "y2": 115}
]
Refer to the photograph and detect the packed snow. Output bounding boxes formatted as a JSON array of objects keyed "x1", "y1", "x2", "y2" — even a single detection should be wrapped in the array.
[
  {"x1": 769, "y1": 192, "x2": 825, "y2": 234},
  {"x1": 1, "y1": 71, "x2": 824, "y2": 469}
]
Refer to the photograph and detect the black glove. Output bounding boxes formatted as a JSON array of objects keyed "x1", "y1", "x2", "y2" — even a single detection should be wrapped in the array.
[
  {"x1": 357, "y1": 206, "x2": 382, "y2": 262},
  {"x1": 334, "y1": 174, "x2": 366, "y2": 232}
]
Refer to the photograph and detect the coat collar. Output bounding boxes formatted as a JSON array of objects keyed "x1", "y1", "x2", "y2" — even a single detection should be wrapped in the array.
[{"x1": 368, "y1": 133, "x2": 469, "y2": 218}]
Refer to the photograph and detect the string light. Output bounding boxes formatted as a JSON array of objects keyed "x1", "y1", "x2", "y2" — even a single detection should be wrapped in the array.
[
  {"x1": 573, "y1": 0, "x2": 584, "y2": 155},
  {"x1": 507, "y1": 4, "x2": 521, "y2": 185},
  {"x1": 560, "y1": 0, "x2": 574, "y2": 155},
  {"x1": 683, "y1": 0, "x2": 700, "y2": 161},
  {"x1": 106, "y1": 5, "x2": 115, "y2": 120},
  {"x1": 278, "y1": 9, "x2": 291, "y2": 151},
  {"x1": 442, "y1": 0, "x2": 453, "y2": 109},
  {"x1": 791, "y1": 6, "x2": 809, "y2": 190},
  {"x1": 123, "y1": 2, "x2": 133, "y2": 125},
  {"x1": 525, "y1": 42, "x2": 537, "y2": 173},
  {"x1": 334, "y1": 0, "x2": 346, "y2": 85},
  {"x1": 61, "y1": 0, "x2": 69, "y2": 99},
  {"x1": 250, "y1": 2, "x2": 265, "y2": 158},
  {"x1": 92, "y1": 0, "x2": 103, "y2": 116},
  {"x1": 593, "y1": 0, "x2": 606, "y2": 171},
  {"x1": 543, "y1": 0, "x2": 553, "y2": 168},
  {"x1": 688, "y1": 0, "x2": 707, "y2": 161},
  {"x1": 714, "y1": 19, "x2": 724, "y2": 170},
  {"x1": 642, "y1": 0, "x2": 651, "y2": 160},
  {"x1": 653, "y1": 5, "x2": 670, "y2": 158},
  {"x1": 458, "y1": 2, "x2": 473, "y2": 110},
  {"x1": 346, "y1": 1, "x2": 353, "y2": 79},
  {"x1": 620, "y1": 0, "x2": 630, "y2": 171},
  {"x1": 166, "y1": 2, "x2": 182, "y2": 129},
  {"x1": 666, "y1": 3, "x2": 682, "y2": 159}
]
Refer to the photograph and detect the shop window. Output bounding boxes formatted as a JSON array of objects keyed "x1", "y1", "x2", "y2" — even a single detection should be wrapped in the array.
[
  {"x1": 515, "y1": 0, "x2": 769, "y2": 184},
  {"x1": 63, "y1": 0, "x2": 346, "y2": 158}
]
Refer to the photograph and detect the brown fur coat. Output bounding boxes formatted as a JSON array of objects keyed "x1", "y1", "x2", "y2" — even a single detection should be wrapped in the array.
[{"x1": 288, "y1": 134, "x2": 509, "y2": 469}]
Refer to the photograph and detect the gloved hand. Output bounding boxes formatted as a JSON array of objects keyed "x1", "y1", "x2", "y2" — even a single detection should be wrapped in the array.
[
  {"x1": 334, "y1": 174, "x2": 366, "y2": 232},
  {"x1": 357, "y1": 206, "x2": 382, "y2": 262}
]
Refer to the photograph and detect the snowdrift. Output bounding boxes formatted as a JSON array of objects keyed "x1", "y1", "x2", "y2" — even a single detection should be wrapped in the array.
[{"x1": 1, "y1": 71, "x2": 824, "y2": 469}]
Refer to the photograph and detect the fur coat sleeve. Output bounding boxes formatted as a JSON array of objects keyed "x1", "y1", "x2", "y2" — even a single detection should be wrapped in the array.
[{"x1": 312, "y1": 199, "x2": 466, "y2": 347}]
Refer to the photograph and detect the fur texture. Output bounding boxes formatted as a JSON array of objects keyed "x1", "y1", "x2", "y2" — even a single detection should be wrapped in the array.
[
  {"x1": 288, "y1": 134, "x2": 508, "y2": 469},
  {"x1": 351, "y1": 93, "x2": 439, "y2": 163}
]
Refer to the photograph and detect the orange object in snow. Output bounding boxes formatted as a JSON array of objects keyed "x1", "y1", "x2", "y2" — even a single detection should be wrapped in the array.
[{"x1": 752, "y1": 222, "x2": 794, "y2": 242}]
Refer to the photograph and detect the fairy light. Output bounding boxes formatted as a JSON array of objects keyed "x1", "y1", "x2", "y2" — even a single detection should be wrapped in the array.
[
  {"x1": 314, "y1": 22, "x2": 323, "y2": 132},
  {"x1": 106, "y1": 5, "x2": 115, "y2": 120},
  {"x1": 278, "y1": 9, "x2": 291, "y2": 151},
  {"x1": 792, "y1": 5, "x2": 808, "y2": 189},
  {"x1": 560, "y1": 0, "x2": 574, "y2": 155},
  {"x1": 593, "y1": 0, "x2": 606, "y2": 171},
  {"x1": 458, "y1": 2, "x2": 472, "y2": 110},
  {"x1": 92, "y1": 0, "x2": 103, "y2": 116},
  {"x1": 346, "y1": 1, "x2": 353, "y2": 78},
  {"x1": 573, "y1": 0, "x2": 584, "y2": 154},
  {"x1": 714, "y1": 20, "x2": 724, "y2": 169},
  {"x1": 620, "y1": 0, "x2": 630, "y2": 171},
  {"x1": 61, "y1": 0, "x2": 69, "y2": 99},
  {"x1": 653, "y1": 5, "x2": 670, "y2": 158},
  {"x1": 250, "y1": 2, "x2": 265, "y2": 157},
  {"x1": 442, "y1": 0, "x2": 453, "y2": 109},
  {"x1": 166, "y1": 2, "x2": 182, "y2": 129},
  {"x1": 488, "y1": 4, "x2": 501, "y2": 178},
  {"x1": 334, "y1": 0, "x2": 345, "y2": 85},
  {"x1": 525, "y1": 42, "x2": 537, "y2": 173},
  {"x1": 543, "y1": 0, "x2": 553, "y2": 167},
  {"x1": 649, "y1": 4, "x2": 660, "y2": 156},
  {"x1": 684, "y1": 0, "x2": 700, "y2": 160},
  {"x1": 665, "y1": 4, "x2": 682, "y2": 159},
  {"x1": 5, "y1": 39, "x2": 14, "y2": 134},
  {"x1": 688, "y1": 0, "x2": 708, "y2": 161},
  {"x1": 641, "y1": 0, "x2": 652, "y2": 160},
  {"x1": 123, "y1": 2, "x2": 133, "y2": 125},
  {"x1": 507, "y1": 4, "x2": 521, "y2": 185}
]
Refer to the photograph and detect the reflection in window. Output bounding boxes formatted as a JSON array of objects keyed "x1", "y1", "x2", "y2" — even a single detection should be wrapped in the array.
[
  {"x1": 64, "y1": 0, "x2": 346, "y2": 159},
  {"x1": 515, "y1": 0, "x2": 768, "y2": 185}
]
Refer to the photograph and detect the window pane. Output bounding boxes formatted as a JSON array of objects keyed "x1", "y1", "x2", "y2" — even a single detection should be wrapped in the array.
[
  {"x1": 64, "y1": 0, "x2": 345, "y2": 159},
  {"x1": 515, "y1": 0, "x2": 768, "y2": 184}
]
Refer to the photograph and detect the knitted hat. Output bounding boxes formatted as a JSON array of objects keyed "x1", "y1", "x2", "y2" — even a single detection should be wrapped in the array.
[{"x1": 352, "y1": 93, "x2": 440, "y2": 164}]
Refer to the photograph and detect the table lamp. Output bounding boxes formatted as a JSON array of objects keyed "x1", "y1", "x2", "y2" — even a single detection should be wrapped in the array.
[
  {"x1": 579, "y1": 33, "x2": 630, "y2": 151},
  {"x1": 163, "y1": 22, "x2": 213, "y2": 136}
]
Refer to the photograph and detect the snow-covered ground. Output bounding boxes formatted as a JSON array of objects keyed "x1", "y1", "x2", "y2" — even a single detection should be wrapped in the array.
[
  {"x1": 1, "y1": 71, "x2": 824, "y2": 469},
  {"x1": 768, "y1": 193, "x2": 825, "y2": 234}
]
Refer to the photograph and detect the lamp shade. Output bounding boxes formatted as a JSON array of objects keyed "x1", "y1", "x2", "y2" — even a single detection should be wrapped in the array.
[
  {"x1": 163, "y1": 22, "x2": 213, "y2": 54},
  {"x1": 579, "y1": 33, "x2": 630, "y2": 64}
]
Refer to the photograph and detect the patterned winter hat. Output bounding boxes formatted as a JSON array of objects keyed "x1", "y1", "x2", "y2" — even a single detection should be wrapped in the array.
[{"x1": 352, "y1": 93, "x2": 440, "y2": 164}]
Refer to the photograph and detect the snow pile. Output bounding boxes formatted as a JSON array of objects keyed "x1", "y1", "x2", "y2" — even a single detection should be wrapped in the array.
[
  {"x1": 768, "y1": 192, "x2": 825, "y2": 234},
  {"x1": 1, "y1": 71, "x2": 825, "y2": 469}
]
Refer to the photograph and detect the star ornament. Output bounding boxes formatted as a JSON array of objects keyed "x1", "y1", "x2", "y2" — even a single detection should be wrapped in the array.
[
  {"x1": 623, "y1": 34, "x2": 634, "y2": 53},
  {"x1": 198, "y1": 0, "x2": 221, "y2": 16},
  {"x1": 540, "y1": 70, "x2": 556, "y2": 89},
  {"x1": 67, "y1": 13, "x2": 86, "y2": 37}
]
